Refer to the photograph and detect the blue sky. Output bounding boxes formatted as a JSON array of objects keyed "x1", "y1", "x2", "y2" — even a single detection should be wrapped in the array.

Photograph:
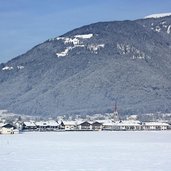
[{"x1": 0, "y1": 0, "x2": 171, "y2": 63}]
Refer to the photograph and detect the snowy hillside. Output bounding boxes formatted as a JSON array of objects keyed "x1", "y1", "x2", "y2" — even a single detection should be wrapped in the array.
[{"x1": 1, "y1": 16, "x2": 171, "y2": 116}]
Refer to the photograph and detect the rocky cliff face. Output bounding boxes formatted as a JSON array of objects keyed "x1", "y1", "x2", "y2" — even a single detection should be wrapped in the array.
[{"x1": 1, "y1": 16, "x2": 171, "y2": 116}]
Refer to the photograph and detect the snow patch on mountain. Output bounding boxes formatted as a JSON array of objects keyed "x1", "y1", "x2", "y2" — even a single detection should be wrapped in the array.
[
  {"x1": 75, "y1": 34, "x2": 93, "y2": 39},
  {"x1": 56, "y1": 34, "x2": 104, "y2": 57},
  {"x1": 2, "y1": 66, "x2": 14, "y2": 71},
  {"x1": 117, "y1": 43, "x2": 131, "y2": 54},
  {"x1": 117, "y1": 43, "x2": 149, "y2": 59},
  {"x1": 88, "y1": 44, "x2": 105, "y2": 54},
  {"x1": 155, "y1": 26, "x2": 161, "y2": 32},
  {"x1": 167, "y1": 25, "x2": 171, "y2": 34},
  {"x1": 57, "y1": 37, "x2": 80, "y2": 45},
  {"x1": 75, "y1": 45, "x2": 85, "y2": 48},
  {"x1": 56, "y1": 43, "x2": 104, "y2": 57},
  {"x1": 17, "y1": 65, "x2": 24, "y2": 70},
  {"x1": 1, "y1": 65, "x2": 24, "y2": 71},
  {"x1": 56, "y1": 47, "x2": 73, "y2": 57},
  {"x1": 57, "y1": 34, "x2": 93, "y2": 45},
  {"x1": 150, "y1": 21, "x2": 171, "y2": 34},
  {"x1": 145, "y1": 13, "x2": 171, "y2": 19}
]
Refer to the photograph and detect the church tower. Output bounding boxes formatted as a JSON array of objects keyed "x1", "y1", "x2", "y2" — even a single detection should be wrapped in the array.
[{"x1": 113, "y1": 101, "x2": 119, "y2": 122}]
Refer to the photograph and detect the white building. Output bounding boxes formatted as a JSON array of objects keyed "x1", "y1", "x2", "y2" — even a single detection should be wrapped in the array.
[
  {"x1": 0, "y1": 123, "x2": 16, "y2": 134},
  {"x1": 142, "y1": 122, "x2": 170, "y2": 130},
  {"x1": 46, "y1": 120, "x2": 59, "y2": 130},
  {"x1": 23, "y1": 121, "x2": 37, "y2": 130},
  {"x1": 91, "y1": 121, "x2": 103, "y2": 131},
  {"x1": 78, "y1": 121, "x2": 93, "y2": 130},
  {"x1": 62, "y1": 121, "x2": 77, "y2": 130},
  {"x1": 35, "y1": 120, "x2": 59, "y2": 131},
  {"x1": 114, "y1": 120, "x2": 142, "y2": 131},
  {"x1": 102, "y1": 122, "x2": 115, "y2": 130}
]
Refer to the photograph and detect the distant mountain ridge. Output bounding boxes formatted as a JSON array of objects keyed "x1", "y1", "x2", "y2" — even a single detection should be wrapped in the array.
[
  {"x1": 145, "y1": 12, "x2": 171, "y2": 19},
  {"x1": 0, "y1": 15, "x2": 171, "y2": 116}
]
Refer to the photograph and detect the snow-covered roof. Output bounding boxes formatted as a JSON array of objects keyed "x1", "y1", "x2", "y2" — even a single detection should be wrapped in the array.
[
  {"x1": 101, "y1": 120, "x2": 115, "y2": 126},
  {"x1": 114, "y1": 120, "x2": 141, "y2": 126},
  {"x1": 75, "y1": 120, "x2": 84, "y2": 125},
  {"x1": 25, "y1": 120, "x2": 59, "y2": 127},
  {"x1": 47, "y1": 120, "x2": 59, "y2": 126},
  {"x1": 62, "y1": 121, "x2": 77, "y2": 126},
  {"x1": 35, "y1": 121, "x2": 47, "y2": 126},
  {"x1": 24, "y1": 121, "x2": 36, "y2": 127},
  {"x1": 95, "y1": 120, "x2": 113, "y2": 124},
  {"x1": 103, "y1": 122, "x2": 115, "y2": 126},
  {"x1": 145, "y1": 13, "x2": 171, "y2": 19},
  {"x1": 0, "y1": 123, "x2": 15, "y2": 128},
  {"x1": 143, "y1": 122, "x2": 169, "y2": 126}
]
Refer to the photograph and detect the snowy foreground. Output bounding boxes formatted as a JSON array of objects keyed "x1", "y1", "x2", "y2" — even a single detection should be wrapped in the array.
[{"x1": 0, "y1": 131, "x2": 171, "y2": 171}]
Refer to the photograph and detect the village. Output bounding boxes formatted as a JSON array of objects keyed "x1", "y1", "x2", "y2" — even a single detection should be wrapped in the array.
[{"x1": 0, "y1": 109, "x2": 171, "y2": 134}]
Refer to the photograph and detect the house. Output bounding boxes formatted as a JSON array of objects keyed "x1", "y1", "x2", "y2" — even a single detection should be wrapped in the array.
[
  {"x1": 92, "y1": 121, "x2": 103, "y2": 131},
  {"x1": 59, "y1": 120, "x2": 65, "y2": 129},
  {"x1": 0, "y1": 123, "x2": 16, "y2": 134},
  {"x1": 114, "y1": 120, "x2": 142, "y2": 131},
  {"x1": 23, "y1": 121, "x2": 37, "y2": 131},
  {"x1": 142, "y1": 122, "x2": 170, "y2": 130},
  {"x1": 94, "y1": 120, "x2": 114, "y2": 131},
  {"x1": 62, "y1": 121, "x2": 77, "y2": 131},
  {"x1": 78, "y1": 121, "x2": 92, "y2": 130},
  {"x1": 102, "y1": 121, "x2": 115, "y2": 130},
  {"x1": 46, "y1": 120, "x2": 59, "y2": 131},
  {"x1": 35, "y1": 121, "x2": 48, "y2": 131},
  {"x1": 23, "y1": 120, "x2": 59, "y2": 131}
]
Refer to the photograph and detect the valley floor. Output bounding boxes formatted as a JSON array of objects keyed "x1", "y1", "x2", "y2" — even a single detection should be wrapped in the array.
[{"x1": 0, "y1": 131, "x2": 171, "y2": 171}]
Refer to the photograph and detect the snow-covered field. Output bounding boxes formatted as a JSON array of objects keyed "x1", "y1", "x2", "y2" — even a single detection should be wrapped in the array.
[{"x1": 0, "y1": 131, "x2": 171, "y2": 171}]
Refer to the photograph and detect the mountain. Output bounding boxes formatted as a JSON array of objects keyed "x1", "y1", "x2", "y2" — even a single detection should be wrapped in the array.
[
  {"x1": 1, "y1": 15, "x2": 171, "y2": 117},
  {"x1": 145, "y1": 12, "x2": 171, "y2": 19}
]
